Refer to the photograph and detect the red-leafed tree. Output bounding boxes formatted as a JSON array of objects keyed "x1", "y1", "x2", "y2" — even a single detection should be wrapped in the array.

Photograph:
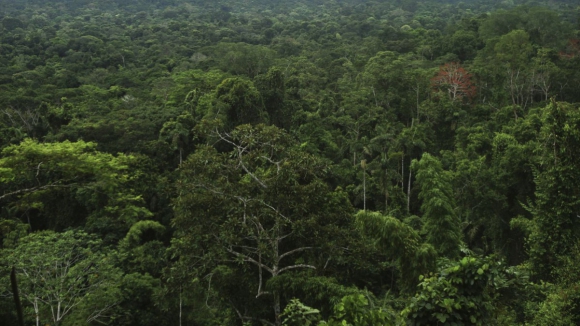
[
  {"x1": 559, "y1": 39, "x2": 580, "y2": 59},
  {"x1": 431, "y1": 62, "x2": 476, "y2": 102}
]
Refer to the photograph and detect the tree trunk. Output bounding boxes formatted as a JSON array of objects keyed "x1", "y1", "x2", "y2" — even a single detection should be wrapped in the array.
[
  {"x1": 274, "y1": 291, "x2": 281, "y2": 326},
  {"x1": 34, "y1": 299, "x2": 39, "y2": 326},
  {"x1": 10, "y1": 267, "x2": 25, "y2": 326},
  {"x1": 401, "y1": 155, "x2": 404, "y2": 190},
  {"x1": 362, "y1": 164, "x2": 366, "y2": 211},
  {"x1": 407, "y1": 167, "x2": 412, "y2": 214},
  {"x1": 384, "y1": 168, "x2": 389, "y2": 214}
]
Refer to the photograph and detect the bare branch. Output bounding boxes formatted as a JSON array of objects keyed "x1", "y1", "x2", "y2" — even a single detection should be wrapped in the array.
[
  {"x1": 35, "y1": 162, "x2": 43, "y2": 184},
  {"x1": 204, "y1": 273, "x2": 213, "y2": 308},
  {"x1": 237, "y1": 155, "x2": 268, "y2": 189},
  {"x1": 255, "y1": 253, "x2": 271, "y2": 298},
  {"x1": 2, "y1": 108, "x2": 16, "y2": 125},
  {"x1": 279, "y1": 247, "x2": 313, "y2": 261},
  {"x1": 227, "y1": 248, "x2": 274, "y2": 275},
  {"x1": 324, "y1": 258, "x2": 331, "y2": 269},
  {"x1": 85, "y1": 301, "x2": 117, "y2": 324},
  {"x1": 214, "y1": 128, "x2": 268, "y2": 189},
  {"x1": 260, "y1": 155, "x2": 285, "y2": 173},
  {"x1": 229, "y1": 300, "x2": 276, "y2": 326},
  {"x1": 258, "y1": 200, "x2": 290, "y2": 222},
  {"x1": 0, "y1": 183, "x2": 77, "y2": 201},
  {"x1": 278, "y1": 264, "x2": 316, "y2": 274},
  {"x1": 279, "y1": 232, "x2": 293, "y2": 241}
]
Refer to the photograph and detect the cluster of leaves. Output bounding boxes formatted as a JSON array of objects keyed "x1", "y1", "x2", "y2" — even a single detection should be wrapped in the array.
[
  {"x1": 282, "y1": 294, "x2": 396, "y2": 326},
  {"x1": 402, "y1": 256, "x2": 519, "y2": 325}
]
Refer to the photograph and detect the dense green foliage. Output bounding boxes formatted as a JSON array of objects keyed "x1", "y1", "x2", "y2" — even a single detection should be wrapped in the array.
[{"x1": 1, "y1": 0, "x2": 580, "y2": 324}]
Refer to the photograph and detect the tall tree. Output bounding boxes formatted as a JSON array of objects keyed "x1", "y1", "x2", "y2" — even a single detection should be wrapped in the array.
[
  {"x1": 431, "y1": 62, "x2": 476, "y2": 103},
  {"x1": 517, "y1": 101, "x2": 580, "y2": 280},
  {"x1": 412, "y1": 153, "x2": 462, "y2": 258},
  {"x1": 171, "y1": 124, "x2": 353, "y2": 326},
  {"x1": 159, "y1": 111, "x2": 195, "y2": 165},
  {"x1": 212, "y1": 77, "x2": 267, "y2": 130},
  {"x1": 493, "y1": 30, "x2": 534, "y2": 113}
]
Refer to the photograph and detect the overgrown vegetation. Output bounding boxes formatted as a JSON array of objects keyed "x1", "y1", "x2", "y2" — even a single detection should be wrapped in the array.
[{"x1": 1, "y1": 0, "x2": 580, "y2": 324}]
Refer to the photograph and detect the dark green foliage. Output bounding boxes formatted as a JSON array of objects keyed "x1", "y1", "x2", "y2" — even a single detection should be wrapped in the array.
[
  {"x1": 214, "y1": 77, "x2": 267, "y2": 129},
  {"x1": 255, "y1": 67, "x2": 291, "y2": 129},
  {"x1": 517, "y1": 101, "x2": 580, "y2": 280},
  {"x1": 171, "y1": 124, "x2": 355, "y2": 324},
  {"x1": 412, "y1": 153, "x2": 462, "y2": 259},
  {"x1": 355, "y1": 211, "x2": 436, "y2": 290},
  {"x1": 0, "y1": 0, "x2": 579, "y2": 324}
]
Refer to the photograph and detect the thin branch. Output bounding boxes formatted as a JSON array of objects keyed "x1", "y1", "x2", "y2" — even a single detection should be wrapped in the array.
[
  {"x1": 215, "y1": 128, "x2": 268, "y2": 189},
  {"x1": 279, "y1": 232, "x2": 293, "y2": 241},
  {"x1": 35, "y1": 162, "x2": 42, "y2": 185},
  {"x1": 227, "y1": 248, "x2": 274, "y2": 275},
  {"x1": 205, "y1": 273, "x2": 213, "y2": 308},
  {"x1": 255, "y1": 254, "x2": 271, "y2": 298},
  {"x1": 229, "y1": 300, "x2": 276, "y2": 326},
  {"x1": 0, "y1": 183, "x2": 77, "y2": 201},
  {"x1": 85, "y1": 301, "x2": 118, "y2": 324},
  {"x1": 260, "y1": 155, "x2": 285, "y2": 173},
  {"x1": 279, "y1": 247, "x2": 313, "y2": 261},
  {"x1": 258, "y1": 200, "x2": 290, "y2": 222},
  {"x1": 278, "y1": 264, "x2": 316, "y2": 274},
  {"x1": 324, "y1": 258, "x2": 331, "y2": 269}
]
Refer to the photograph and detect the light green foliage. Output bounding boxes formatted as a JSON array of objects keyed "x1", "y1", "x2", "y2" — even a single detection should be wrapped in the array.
[
  {"x1": 532, "y1": 48, "x2": 560, "y2": 101},
  {"x1": 402, "y1": 256, "x2": 516, "y2": 325},
  {"x1": 281, "y1": 298, "x2": 321, "y2": 326},
  {"x1": 321, "y1": 294, "x2": 395, "y2": 326},
  {"x1": 0, "y1": 139, "x2": 126, "y2": 187},
  {"x1": 0, "y1": 139, "x2": 151, "y2": 230},
  {"x1": 0, "y1": 230, "x2": 121, "y2": 325},
  {"x1": 282, "y1": 295, "x2": 396, "y2": 326},
  {"x1": 0, "y1": 139, "x2": 130, "y2": 200},
  {"x1": 162, "y1": 69, "x2": 229, "y2": 112},
  {"x1": 361, "y1": 51, "x2": 425, "y2": 122}
]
